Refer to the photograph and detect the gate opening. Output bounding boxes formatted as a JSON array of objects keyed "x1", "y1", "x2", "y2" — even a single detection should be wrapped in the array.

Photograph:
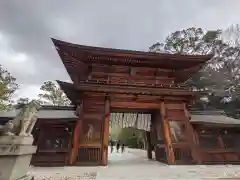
[{"x1": 108, "y1": 109, "x2": 168, "y2": 165}]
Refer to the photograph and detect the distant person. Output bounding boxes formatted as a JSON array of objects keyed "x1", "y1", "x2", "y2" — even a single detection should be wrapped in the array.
[
  {"x1": 110, "y1": 140, "x2": 114, "y2": 153},
  {"x1": 121, "y1": 143, "x2": 125, "y2": 153},
  {"x1": 116, "y1": 140, "x2": 120, "y2": 153}
]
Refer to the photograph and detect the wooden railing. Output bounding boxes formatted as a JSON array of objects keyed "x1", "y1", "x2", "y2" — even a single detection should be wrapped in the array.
[
  {"x1": 31, "y1": 151, "x2": 68, "y2": 167},
  {"x1": 78, "y1": 78, "x2": 187, "y2": 89},
  {"x1": 76, "y1": 147, "x2": 102, "y2": 165},
  {"x1": 155, "y1": 145, "x2": 167, "y2": 163},
  {"x1": 173, "y1": 148, "x2": 193, "y2": 164},
  {"x1": 197, "y1": 134, "x2": 240, "y2": 164}
]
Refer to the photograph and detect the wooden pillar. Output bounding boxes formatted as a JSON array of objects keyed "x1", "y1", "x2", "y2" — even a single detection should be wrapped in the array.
[
  {"x1": 102, "y1": 97, "x2": 110, "y2": 165},
  {"x1": 31, "y1": 124, "x2": 43, "y2": 166},
  {"x1": 183, "y1": 102, "x2": 202, "y2": 164},
  {"x1": 36, "y1": 125, "x2": 43, "y2": 152},
  {"x1": 160, "y1": 101, "x2": 175, "y2": 164},
  {"x1": 70, "y1": 101, "x2": 83, "y2": 165},
  {"x1": 146, "y1": 131, "x2": 152, "y2": 159}
]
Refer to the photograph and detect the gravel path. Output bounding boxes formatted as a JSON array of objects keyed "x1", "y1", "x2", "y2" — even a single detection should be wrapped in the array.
[{"x1": 29, "y1": 147, "x2": 240, "y2": 180}]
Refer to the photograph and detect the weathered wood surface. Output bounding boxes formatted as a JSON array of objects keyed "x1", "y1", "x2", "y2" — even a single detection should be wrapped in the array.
[
  {"x1": 31, "y1": 122, "x2": 73, "y2": 167},
  {"x1": 102, "y1": 99, "x2": 110, "y2": 165},
  {"x1": 193, "y1": 126, "x2": 240, "y2": 164},
  {"x1": 30, "y1": 98, "x2": 240, "y2": 166},
  {"x1": 70, "y1": 101, "x2": 83, "y2": 165},
  {"x1": 30, "y1": 38, "x2": 219, "y2": 167},
  {"x1": 160, "y1": 101, "x2": 175, "y2": 164},
  {"x1": 72, "y1": 97, "x2": 105, "y2": 166},
  {"x1": 52, "y1": 38, "x2": 212, "y2": 84}
]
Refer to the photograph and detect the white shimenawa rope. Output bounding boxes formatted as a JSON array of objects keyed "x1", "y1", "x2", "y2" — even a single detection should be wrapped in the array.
[{"x1": 110, "y1": 113, "x2": 151, "y2": 131}]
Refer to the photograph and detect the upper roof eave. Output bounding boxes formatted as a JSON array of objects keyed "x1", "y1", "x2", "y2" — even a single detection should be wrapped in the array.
[{"x1": 51, "y1": 38, "x2": 214, "y2": 63}]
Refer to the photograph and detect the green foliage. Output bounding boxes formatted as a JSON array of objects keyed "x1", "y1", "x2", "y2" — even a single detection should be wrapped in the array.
[
  {"x1": 125, "y1": 136, "x2": 140, "y2": 148},
  {"x1": 150, "y1": 27, "x2": 221, "y2": 55},
  {"x1": 109, "y1": 125, "x2": 122, "y2": 141},
  {"x1": 150, "y1": 25, "x2": 240, "y2": 116},
  {"x1": 38, "y1": 81, "x2": 71, "y2": 106},
  {"x1": 117, "y1": 127, "x2": 145, "y2": 149},
  {"x1": 0, "y1": 65, "x2": 18, "y2": 111},
  {"x1": 222, "y1": 99, "x2": 240, "y2": 119},
  {"x1": 149, "y1": 27, "x2": 222, "y2": 93}
]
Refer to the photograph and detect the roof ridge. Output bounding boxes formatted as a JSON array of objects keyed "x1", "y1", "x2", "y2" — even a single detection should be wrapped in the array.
[{"x1": 51, "y1": 38, "x2": 214, "y2": 59}]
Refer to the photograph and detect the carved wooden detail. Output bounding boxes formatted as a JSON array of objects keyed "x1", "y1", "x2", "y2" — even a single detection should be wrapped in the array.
[
  {"x1": 28, "y1": 39, "x2": 240, "y2": 167},
  {"x1": 31, "y1": 122, "x2": 73, "y2": 166},
  {"x1": 28, "y1": 38, "x2": 223, "y2": 167}
]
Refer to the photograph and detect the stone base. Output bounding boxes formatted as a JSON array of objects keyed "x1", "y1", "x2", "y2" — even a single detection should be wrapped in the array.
[{"x1": 0, "y1": 136, "x2": 36, "y2": 180}]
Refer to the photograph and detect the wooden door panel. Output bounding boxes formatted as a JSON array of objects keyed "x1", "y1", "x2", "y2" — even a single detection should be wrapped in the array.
[
  {"x1": 73, "y1": 99, "x2": 106, "y2": 166},
  {"x1": 32, "y1": 124, "x2": 72, "y2": 167},
  {"x1": 76, "y1": 147, "x2": 102, "y2": 165}
]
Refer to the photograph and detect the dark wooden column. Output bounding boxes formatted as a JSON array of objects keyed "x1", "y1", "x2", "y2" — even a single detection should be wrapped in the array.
[
  {"x1": 30, "y1": 123, "x2": 43, "y2": 166},
  {"x1": 70, "y1": 101, "x2": 83, "y2": 165},
  {"x1": 101, "y1": 97, "x2": 110, "y2": 165},
  {"x1": 146, "y1": 131, "x2": 152, "y2": 159}
]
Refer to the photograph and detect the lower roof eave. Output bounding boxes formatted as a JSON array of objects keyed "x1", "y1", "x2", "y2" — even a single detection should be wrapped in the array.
[
  {"x1": 76, "y1": 82, "x2": 196, "y2": 97},
  {"x1": 191, "y1": 121, "x2": 240, "y2": 128}
]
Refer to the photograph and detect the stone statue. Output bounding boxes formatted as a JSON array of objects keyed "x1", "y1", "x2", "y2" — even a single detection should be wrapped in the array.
[{"x1": 0, "y1": 100, "x2": 41, "y2": 136}]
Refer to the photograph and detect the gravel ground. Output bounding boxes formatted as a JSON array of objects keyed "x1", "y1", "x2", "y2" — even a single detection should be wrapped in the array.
[{"x1": 29, "y1": 147, "x2": 240, "y2": 180}]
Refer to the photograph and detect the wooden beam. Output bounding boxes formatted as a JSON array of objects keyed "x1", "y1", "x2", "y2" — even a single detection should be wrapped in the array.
[
  {"x1": 76, "y1": 82, "x2": 195, "y2": 96},
  {"x1": 111, "y1": 101, "x2": 159, "y2": 109},
  {"x1": 111, "y1": 107, "x2": 153, "y2": 114},
  {"x1": 146, "y1": 131, "x2": 152, "y2": 159},
  {"x1": 70, "y1": 101, "x2": 83, "y2": 165},
  {"x1": 102, "y1": 98, "x2": 110, "y2": 165},
  {"x1": 87, "y1": 54, "x2": 206, "y2": 69},
  {"x1": 165, "y1": 103, "x2": 184, "y2": 110},
  {"x1": 82, "y1": 93, "x2": 189, "y2": 102},
  {"x1": 90, "y1": 72, "x2": 174, "y2": 80},
  {"x1": 78, "y1": 144, "x2": 102, "y2": 148},
  {"x1": 160, "y1": 101, "x2": 175, "y2": 164},
  {"x1": 110, "y1": 94, "x2": 189, "y2": 101}
]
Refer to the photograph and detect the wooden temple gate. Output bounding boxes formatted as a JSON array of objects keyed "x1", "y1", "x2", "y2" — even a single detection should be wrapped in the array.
[{"x1": 49, "y1": 38, "x2": 212, "y2": 165}]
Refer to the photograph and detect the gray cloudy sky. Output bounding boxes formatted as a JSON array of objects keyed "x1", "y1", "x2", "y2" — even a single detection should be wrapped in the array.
[{"x1": 0, "y1": 0, "x2": 240, "y2": 100}]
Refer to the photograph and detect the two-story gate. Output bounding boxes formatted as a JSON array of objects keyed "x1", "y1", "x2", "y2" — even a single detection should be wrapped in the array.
[{"x1": 52, "y1": 38, "x2": 212, "y2": 165}]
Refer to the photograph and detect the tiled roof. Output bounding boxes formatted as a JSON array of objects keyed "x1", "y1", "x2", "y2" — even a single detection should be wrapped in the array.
[
  {"x1": 1, "y1": 106, "x2": 239, "y2": 125},
  {"x1": 0, "y1": 106, "x2": 77, "y2": 120},
  {"x1": 191, "y1": 114, "x2": 240, "y2": 125}
]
